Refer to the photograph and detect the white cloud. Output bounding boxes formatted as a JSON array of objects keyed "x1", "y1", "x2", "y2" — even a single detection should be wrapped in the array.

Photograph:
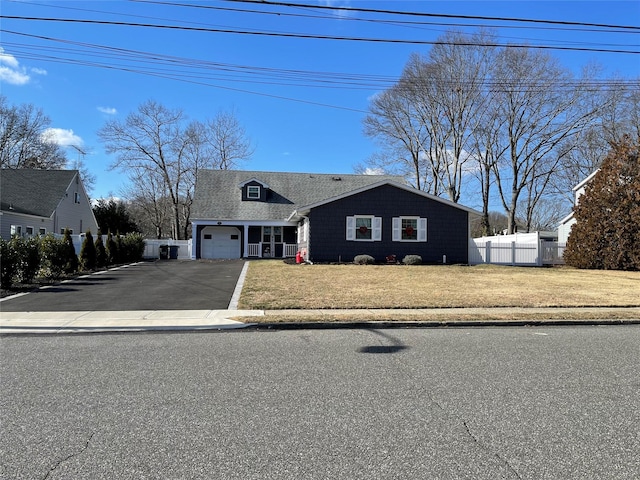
[
  {"x1": 320, "y1": 0, "x2": 352, "y2": 18},
  {"x1": 97, "y1": 106, "x2": 118, "y2": 115},
  {"x1": 363, "y1": 167, "x2": 385, "y2": 175},
  {"x1": 0, "y1": 47, "x2": 46, "y2": 85},
  {"x1": 42, "y1": 128, "x2": 84, "y2": 147}
]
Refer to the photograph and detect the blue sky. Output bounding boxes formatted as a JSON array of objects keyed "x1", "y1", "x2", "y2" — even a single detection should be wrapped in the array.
[{"x1": 1, "y1": 0, "x2": 639, "y2": 208}]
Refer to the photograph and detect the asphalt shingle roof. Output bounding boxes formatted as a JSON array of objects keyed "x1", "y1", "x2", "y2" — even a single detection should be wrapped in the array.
[
  {"x1": 191, "y1": 170, "x2": 406, "y2": 221},
  {"x1": 0, "y1": 169, "x2": 77, "y2": 217}
]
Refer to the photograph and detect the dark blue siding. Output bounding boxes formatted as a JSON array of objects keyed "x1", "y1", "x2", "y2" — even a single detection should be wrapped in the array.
[{"x1": 308, "y1": 184, "x2": 469, "y2": 263}]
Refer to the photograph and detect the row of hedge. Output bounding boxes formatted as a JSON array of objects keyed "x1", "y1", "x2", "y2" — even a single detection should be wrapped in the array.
[
  {"x1": 0, "y1": 230, "x2": 146, "y2": 290},
  {"x1": 353, "y1": 254, "x2": 423, "y2": 265}
]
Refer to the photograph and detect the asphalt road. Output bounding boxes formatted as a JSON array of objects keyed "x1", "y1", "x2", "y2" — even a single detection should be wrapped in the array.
[
  {"x1": 1, "y1": 326, "x2": 639, "y2": 479},
  {"x1": 0, "y1": 259, "x2": 246, "y2": 311}
]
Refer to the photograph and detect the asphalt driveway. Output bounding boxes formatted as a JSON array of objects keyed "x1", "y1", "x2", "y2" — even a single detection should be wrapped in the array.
[{"x1": 0, "y1": 260, "x2": 247, "y2": 312}]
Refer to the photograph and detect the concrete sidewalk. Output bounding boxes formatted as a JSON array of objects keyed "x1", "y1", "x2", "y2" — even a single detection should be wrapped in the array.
[
  {"x1": 0, "y1": 310, "x2": 265, "y2": 334},
  {"x1": 1, "y1": 307, "x2": 639, "y2": 334}
]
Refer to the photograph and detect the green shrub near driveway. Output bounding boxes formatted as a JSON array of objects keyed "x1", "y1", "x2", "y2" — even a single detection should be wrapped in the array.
[
  {"x1": 39, "y1": 234, "x2": 68, "y2": 279},
  {"x1": 0, "y1": 238, "x2": 18, "y2": 289},
  {"x1": 12, "y1": 236, "x2": 41, "y2": 283},
  {"x1": 79, "y1": 230, "x2": 97, "y2": 271}
]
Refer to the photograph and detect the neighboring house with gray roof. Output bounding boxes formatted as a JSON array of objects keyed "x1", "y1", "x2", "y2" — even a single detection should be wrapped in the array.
[
  {"x1": 191, "y1": 169, "x2": 481, "y2": 264},
  {"x1": 0, "y1": 169, "x2": 99, "y2": 240}
]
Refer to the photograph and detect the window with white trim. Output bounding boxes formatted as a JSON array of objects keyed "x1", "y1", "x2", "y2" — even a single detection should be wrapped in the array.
[
  {"x1": 346, "y1": 216, "x2": 382, "y2": 241},
  {"x1": 26, "y1": 226, "x2": 34, "y2": 236},
  {"x1": 247, "y1": 185, "x2": 261, "y2": 199},
  {"x1": 39, "y1": 228, "x2": 46, "y2": 235},
  {"x1": 392, "y1": 217, "x2": 427, "y2": 242},
  {"x1": 10, "y1": 225, "x2": 22, "y2": 236},
  {"x1": 74, "y1": 192, "x2": 81, "y2": 204}
]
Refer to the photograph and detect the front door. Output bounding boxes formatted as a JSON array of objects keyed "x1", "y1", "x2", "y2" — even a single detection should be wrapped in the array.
[{"x1": 262, "y1": 226, "x2": 283, "y2": 257}]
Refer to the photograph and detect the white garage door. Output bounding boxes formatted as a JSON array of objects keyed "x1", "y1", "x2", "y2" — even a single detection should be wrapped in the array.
[{"x1": 201, "y1": 226, "x2": 241, "y2": 259}]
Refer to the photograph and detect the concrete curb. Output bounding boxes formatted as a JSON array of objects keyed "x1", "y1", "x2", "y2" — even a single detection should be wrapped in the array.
[{"x1": 240, "y1": 318, "x2": 640, "y2": 331}]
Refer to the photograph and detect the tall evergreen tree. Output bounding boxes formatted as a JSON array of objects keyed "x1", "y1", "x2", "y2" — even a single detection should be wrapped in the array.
[
  {"x1": 62, "y1": 228, "x2": 78, "y2": 274},
  {"x1": 105, "y1": 231, "x2": 118, "y2": 265},
  {"x1": 79, "y1": 230, "x2": 97, "y2": 271},
  {"x1": 564, "y1": 136, "x2": 640, "y2": 270},
  {"x1": 95, "y1": 230, "x2": 106, "y2": 268}
]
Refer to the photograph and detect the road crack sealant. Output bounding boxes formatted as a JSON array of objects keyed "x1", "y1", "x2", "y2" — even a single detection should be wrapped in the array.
[{"x1": 42, "y1": 432, "x2": 94, "y2": 479}]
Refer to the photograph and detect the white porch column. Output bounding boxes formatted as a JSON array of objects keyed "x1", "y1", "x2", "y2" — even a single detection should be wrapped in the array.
[
  {"x1": 191, "y1": 222, "x2": 198, "y2": 259},
  {"x1": 243, "y1": 224, "x2": 249, "y2": 258}
]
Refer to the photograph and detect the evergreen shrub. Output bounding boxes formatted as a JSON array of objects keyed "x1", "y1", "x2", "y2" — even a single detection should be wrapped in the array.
[
  {"x1": 354, "y1": 254, "x2": 375, "y2": 265},
  {"x1": 402, "y1": 255, "x2": 423, "y2": 265}
]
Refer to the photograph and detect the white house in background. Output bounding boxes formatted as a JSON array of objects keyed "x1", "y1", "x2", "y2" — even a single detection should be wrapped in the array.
[
  {"x1": 558, "y1": 169, "x2": 599, "y2": 243},
  {"x1": 0, "y1": 169, "x2": 99, "y2": 240}
]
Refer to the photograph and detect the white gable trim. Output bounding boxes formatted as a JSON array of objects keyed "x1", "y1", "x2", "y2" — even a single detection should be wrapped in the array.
[{"x1": 237, "y1": 177, "x2": 270, "y2": 189}]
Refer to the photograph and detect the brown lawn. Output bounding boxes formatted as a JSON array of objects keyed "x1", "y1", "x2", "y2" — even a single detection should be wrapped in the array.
[{"x1": 238, "y1": 261, "x2": 640, "y2": 310}]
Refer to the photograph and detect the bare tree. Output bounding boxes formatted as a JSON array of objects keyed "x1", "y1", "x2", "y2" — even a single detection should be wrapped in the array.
[
  {"x1": 406, "y1": 30, "x2": 495, "y2": 203},
  {"x1": 489, "y1": 47, "x2": 600, "y2": 233},
  {"x1": 365, "y1": 30, "x2": 496, "y2": 202},
  {"x1": 0, "y1": 95, "x2": 67, "y2": 169},
  {"x1": 98, "y1": 100, "x2": 195, "y2": 239},
  {"x1": 122, "y1": 167, "x2": 173, "y2": 239},
  {"x1": 99, "y1": 101, "x2": 254, "y2": 239},
  {"x1": 363, "y1": 85, "x2": 433, "y2": 191},
  {"x1": 204, "y1": 109, "x2": 254, "y2": 170}
]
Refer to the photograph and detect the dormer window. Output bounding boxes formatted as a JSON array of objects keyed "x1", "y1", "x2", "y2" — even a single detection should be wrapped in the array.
[
  {"x1": 239, "y1": 177, "x2": 269, "y2": 202},
  {"x1": 247, "y1": 185, "x2": 261, "y2": 199}
]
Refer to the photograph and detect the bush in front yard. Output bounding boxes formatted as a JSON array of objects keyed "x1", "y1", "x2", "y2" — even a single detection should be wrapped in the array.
[
  {"x1": 62, "y1": 228, "x2": 78, "y2": 274},
  {"x1": 121, "y1": 232, "x2": 146, "y2": 262},
  {"x1": 564, "y1": 137, "x2": 640, "y2": 270},
  {"x1": 106, "y1": 231, "x2": 118, "y2": 265},
  {"x1": 95, "y1": 230, "x2": 106, "y2": 268},
  {"x1": 79, "y1": 230, "x2": 97, "y2": 271},
  {"x1": 39, "y1": 234, "x2": 68, "y2": 279},
  {"x1": 354, "y1": 254, "x2": 375, "y2": 265},
  {"x1": 402, "y1": 255, "x2": 423, "y2": 265},
  {"x1": 11, "y1": 236, "x2": 41, "y2": 283},
  {"x1": 0, "y1": 238, "x2": 18, "y2": 289}
]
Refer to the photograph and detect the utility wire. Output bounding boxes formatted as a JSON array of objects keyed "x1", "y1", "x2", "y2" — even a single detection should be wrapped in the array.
[
  {"x1": 226, "y1": 0, "x2": 640, "y2": 31},
  {"x1": 2, "y1": 15, "x2": 638, "y2": 54},
  {"x1": 5, "y1": 31, "x2": 638, "y2": 92}
]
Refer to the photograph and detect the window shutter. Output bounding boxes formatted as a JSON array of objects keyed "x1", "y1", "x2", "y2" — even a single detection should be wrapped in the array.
[
  {"x1": 392, "y1": 218, "x2": 401, "y2": 241},
  {"x1": 346, "y1": 216, "x2": 355, "y2": 240},
  {"x1": 418, "y1": 218, "x2": 427, "y2": 242},
  {"x1": 373, "y1": 217, "x2": 382, "y2": 241}
]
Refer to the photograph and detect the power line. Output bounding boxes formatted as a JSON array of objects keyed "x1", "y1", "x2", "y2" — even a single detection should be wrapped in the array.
[
  {"x1": 226, "y1": 0, "x2": 640, "y2": 31},
  {"x1": 2, "y1": 15, "x2": 639, "y2": 55},
  {"x1": 5, "y1": 30, "x2": 638, "y2": 94}
]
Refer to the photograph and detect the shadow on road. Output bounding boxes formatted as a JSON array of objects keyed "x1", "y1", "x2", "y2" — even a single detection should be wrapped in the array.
[{"x1": 358, "y1": 329, "x2": 409, "y2": 354}]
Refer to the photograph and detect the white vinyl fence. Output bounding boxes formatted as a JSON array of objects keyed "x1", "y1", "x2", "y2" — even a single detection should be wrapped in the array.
[
  {"x1": 469, "y1": 233, "x2": 565, "y2": 267},
  {"x1": 58, "y1": 234, "x2": 192, "y2": 261},
  {"x1": 142, "y1": 239, "x2": 192, "y2": 260}
]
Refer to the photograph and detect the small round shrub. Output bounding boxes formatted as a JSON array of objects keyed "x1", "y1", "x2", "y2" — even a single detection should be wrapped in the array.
[
  {"x1": 354, "y1": 254, "x2": 375, "y2": 265},
  {"x1": 402, "y1": 255, "x2": 423, "y2": 265}
]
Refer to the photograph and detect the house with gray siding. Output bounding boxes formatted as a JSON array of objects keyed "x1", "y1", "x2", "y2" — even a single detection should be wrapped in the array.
[
  {"x1": 191, "y1": 170, "x2": 481, "y2": 264},
  {"x1": 0, "y1": 169, "x2": 99, "y2": 239}
]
